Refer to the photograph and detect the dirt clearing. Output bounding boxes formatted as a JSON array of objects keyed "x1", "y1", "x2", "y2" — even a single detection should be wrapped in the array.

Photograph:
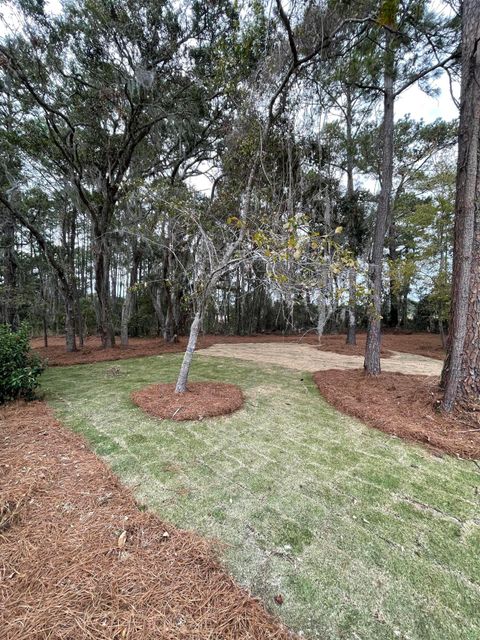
[
  {"x1": 313, "y1": 370, "x2": 480, "y2": 459},
  {"x1": 0, "y1": 401, "x2": 293, "y2": 640},
  {"x1": 198, "y1": 342, "x2": 443, "y2": 376},
  {"x1": 132, "y1": 382, "x2": 244, "y2": 421}
]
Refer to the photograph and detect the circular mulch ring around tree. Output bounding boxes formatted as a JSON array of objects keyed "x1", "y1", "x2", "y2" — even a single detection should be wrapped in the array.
[{"x1": 131, "y1": 382, "x2": 244, "y2": 421}]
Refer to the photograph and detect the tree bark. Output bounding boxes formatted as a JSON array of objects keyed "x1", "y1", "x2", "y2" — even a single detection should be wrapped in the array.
[
  {"x1": 64, "y1": 290, "x2": 77, "y2": 353},
  {"x1": 1, "y1": 211, "x2": 18, "y2": 330},
  {"x1": 345, "y1": 85, "x2": 357, "y2": 346},
  {"x1": 120, "y1": 249, "x2": 141, "y2": 347},
  {"x1": 441, "y1": 0, "x2": 480, "y2": 410},
  {"x1": 150, "y1": 285, "x2": 165, "y2": 334},
  {"x1": 364, "y1": 30, "x2": 395, "y2": 375},
  {"x1": 93, "y1": 229, "x2": 115, "y2": 348},
  {"x1": 175, "y1": 311, "x2": 201, "y2": 394},
  {"x1": 346, "y1": 266, "x2": 357, "y2": 345}
]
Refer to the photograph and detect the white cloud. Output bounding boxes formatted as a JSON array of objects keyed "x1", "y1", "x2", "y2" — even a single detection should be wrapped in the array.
[{"x1": 396, "y1": 71, "x2": 459, "y2": 123}]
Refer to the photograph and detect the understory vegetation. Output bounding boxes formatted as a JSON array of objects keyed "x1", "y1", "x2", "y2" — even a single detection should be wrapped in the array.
[
  {"x1": 0, "y1": 323, "x2": 44, "y2": 403},
  {"x1": 43, "y1": 354, "x2": 480, "y2": 640}
]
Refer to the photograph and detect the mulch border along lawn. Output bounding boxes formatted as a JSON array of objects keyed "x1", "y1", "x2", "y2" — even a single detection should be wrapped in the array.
[
  {"x1": 313, "y1": 369, "x2": 480, "y2": 459},
  {"x1": 0, "y1": 401, "x2": 294, "y2": 640},
  {"x1": 131, "y1": 381, "x2": 244, "y2": 421}
]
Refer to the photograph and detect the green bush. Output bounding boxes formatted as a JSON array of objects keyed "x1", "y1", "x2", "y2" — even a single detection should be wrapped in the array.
[{"x1": 0, "y1": 323, "x2": 45, "y2": 404}]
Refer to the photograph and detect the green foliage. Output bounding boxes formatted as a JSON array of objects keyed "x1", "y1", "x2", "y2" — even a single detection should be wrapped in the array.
[{"x1": 0, "y1": 323, "x2": 45, "y2": 404}]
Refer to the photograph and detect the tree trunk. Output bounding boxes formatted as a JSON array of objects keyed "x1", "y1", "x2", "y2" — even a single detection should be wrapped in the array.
[
  {"x1": 345, "y1": 85, "x2": 357, "y2": 346},
  {"x1": 120, "y1": 250, "x2": 141, "y2": 347},
  {"x1": 2, "y1": 212, "x2": 18, "y2": 330},
  {"x1": 441, "y1": 0, "x2": 480, "y2": 410},
  {"x1": 364, "y1": 31, "x2": 395, "y2": 375},
  {"x1": 93, "y1": 231, "x2": 115, "y2": 348},
  {"x1": 120, "y1": 289, "x2": 134, "y2": 347},
  {"x1": 64, "y1": 291, "x2": 77, "y2": 352},
  {"x1": 346, "y1": 266, "x2": 357, "y2": 345},
  {"x1": 401, "y1": 288, "x2": 409, "y2": 328},
  {"x1": 439, "y1": 318, "x2": 447, "y2": 350},
  {"x1": 43, "y1": 314, "x2": 48, "y2": 348},
  {"x1": 150, "y1": 286, "x2": 165, "y2": 334},
  {"x1": 175, "y1": 311, "x2": 201, "y2": 394}
]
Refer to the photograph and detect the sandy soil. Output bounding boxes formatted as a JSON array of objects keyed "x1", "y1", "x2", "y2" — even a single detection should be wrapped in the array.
[{"x1": 197, "y1": 342, "x2": 443, "y2": 377}]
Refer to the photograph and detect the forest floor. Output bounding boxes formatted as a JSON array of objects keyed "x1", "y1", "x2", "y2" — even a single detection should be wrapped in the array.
[
  {"x1": 0, "y1": 401, "x2": 292, "y2": 640},
  {"x1": 31, "y1": 330, "x2": 445, "y2": 366},
  {"x1": 35, "y1": 354, "x2": 480, "y2": 639}
]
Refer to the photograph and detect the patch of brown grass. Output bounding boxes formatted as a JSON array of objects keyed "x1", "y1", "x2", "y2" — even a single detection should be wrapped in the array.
[{"x1": 0, "y1": 401, "x2": 294, "y2": 639}]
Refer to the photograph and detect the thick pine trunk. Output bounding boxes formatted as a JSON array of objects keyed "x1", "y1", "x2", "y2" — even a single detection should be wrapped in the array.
[
  {"x1": 364, "y1": 33, "x2": 395, "y2": 375},
  {"x1": 175, "y1": 311, "x2": 201, "y2": 394},
  {"x1": 43, "y1": 314, "x2": 48, "y2": 348},
  {"x1": 163, "y1": 307, "x2": 176, "y2": 343},
  {"x1": 459, "y1": 225, "x2": 480, "y2": 403},
  {"x1": 441, "y1": 0, "x2": 480, "y2": 410}
]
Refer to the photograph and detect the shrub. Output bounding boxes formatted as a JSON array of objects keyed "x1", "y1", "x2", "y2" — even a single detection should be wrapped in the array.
[{"x1": 0, "y1": 323, "x2": 45, "y2": 404}]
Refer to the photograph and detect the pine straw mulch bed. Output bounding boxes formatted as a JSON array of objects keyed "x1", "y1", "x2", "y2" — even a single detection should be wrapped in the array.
[
  {"x1": 317, "y1": 333, "x2": 445, "y2": 361},
  {"x1": 313, "y1": 369, "x2": 480, "y2": 460},
  {"x1": 317, "y1": 335, "x2": 393, "y2": 359},
  {"x1": 0, "y1": 401, "x2": 294, "y2": 640},
  {"x1": 131, "y1": 382, "x2": 244, "y2": 421}
]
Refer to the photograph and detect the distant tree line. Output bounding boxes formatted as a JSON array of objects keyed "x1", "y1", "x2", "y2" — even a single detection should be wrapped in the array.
[{"x1": 2, "y1": 0, "x2": 479, "y2": 409}]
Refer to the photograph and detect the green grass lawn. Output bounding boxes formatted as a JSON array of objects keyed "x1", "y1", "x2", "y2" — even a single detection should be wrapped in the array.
[{"x1": 42, "y1": 354, "x2": 480, "y2": 640}]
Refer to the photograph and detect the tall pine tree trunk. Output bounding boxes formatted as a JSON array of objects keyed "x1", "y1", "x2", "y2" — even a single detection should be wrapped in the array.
[
  {"x1": 364, "y1": 30, "x2": 395, "y2": 375},
  {"x1": 345, "y1": 84, "x2": 357, "y2": 346},
  {"x1": 441, "y1": 0, "x2": 480, "y2": 410}
]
